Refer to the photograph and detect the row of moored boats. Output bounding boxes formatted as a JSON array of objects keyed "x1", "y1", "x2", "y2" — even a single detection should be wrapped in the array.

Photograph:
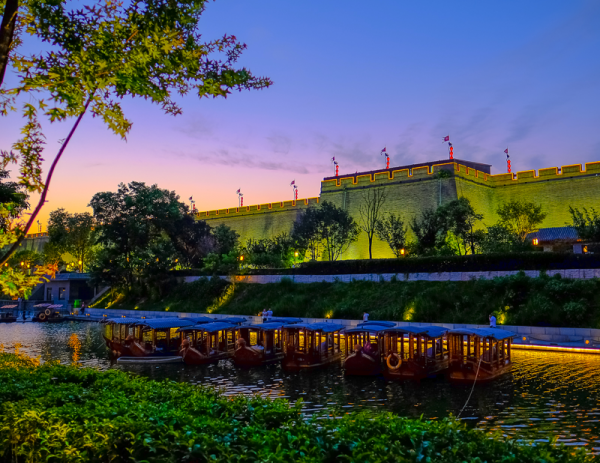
[{"x1": 103, "y1": 317, "x2": 515, "y2": 382}]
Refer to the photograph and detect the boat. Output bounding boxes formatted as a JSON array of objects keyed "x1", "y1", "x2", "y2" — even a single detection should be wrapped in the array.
[
  {"x1": 381, "y1": 325, "x2": 449, "y2": 380},
  {"x1": 282, "y1": 322, "x2": 344, "y2": 370},
  {"x1": 32, "y1": 304, "x2": 66, "y2": 322},
  {"x1": 116, "y1": 356, "x2": 183, "y2": 364},
  {"x1": 343, "y1": 324, "x2": 392, "y2": 376},
  {"x1": 0, "y1": 305, "x2": 18, "y2": 323},
  {"x1": 447, "y1": 328, "x2": 515, "y2": 383},
  {"x1": 218, "y1": 317, "x2": 247, "y2": 326},
  {"x1": 233, "y1": 322, "x2": 286, "y2": 366},
  {"x1": 178, "y1": 322, "x2": 238, "y2": 365},
  {"x1": 103, "y1": 318, "x2": 144, "y2": 357}
]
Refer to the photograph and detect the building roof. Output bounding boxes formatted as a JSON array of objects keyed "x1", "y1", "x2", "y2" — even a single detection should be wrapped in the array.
[
  {"x1": 50, "y1": 272, "x2": 91, "y2": 281},
  {"x1": 269, "y1": 317, "x2": 304, "y2": 324},
  {"x1": 221, "y1": 317, "x2": 247, "y2": 324},
  {"x1": 323, "y1": 158, "x2": 492, "y2": 181},
  {"x1": 106, "y1": 317, "x2": 142, "y2": 325},
  {"x1": 179, "y1": 316, "x2": 216, "y2": 324},
  {"x1": 526, "y1": 227, "x2": 579, "y2": 243},
  {"x1": 136, "y1": 319, "x2": 197, "y2": 330},
  {"x1": 245, "y1": 322, "x2": 287, "y2": 331}
]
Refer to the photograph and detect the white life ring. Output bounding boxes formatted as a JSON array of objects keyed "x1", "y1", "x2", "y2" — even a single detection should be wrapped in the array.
[{"x1": 386, "y1": 353, "x2": 402, "y2": 370}]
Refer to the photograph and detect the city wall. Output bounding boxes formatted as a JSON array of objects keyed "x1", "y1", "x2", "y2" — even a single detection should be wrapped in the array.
[{"x1": 196, "y1": 160, "x2": 600, "y2": 260}]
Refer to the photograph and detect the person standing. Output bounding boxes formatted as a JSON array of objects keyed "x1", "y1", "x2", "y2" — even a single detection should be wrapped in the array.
[
  {"x1": 266, "y1": 308, "x2": 273, "y2": 320},
  {"x1": 489, "y1": 313, "x2": 497, "y2": 328},
  {"x1": 363, "y1": 312, "x2": 369, "y2": 322},
  {"x1": 262, "y1": 309, "x2": 268, "y2": 323}
]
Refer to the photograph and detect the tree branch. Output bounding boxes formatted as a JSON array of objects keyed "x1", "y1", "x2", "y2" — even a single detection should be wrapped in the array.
[
  {"x1": 0, "y1": 93, "x2": 94, "y2": 265},
  {"x1": 0, "y1": 0, "x2": 18, "y2": 87}
]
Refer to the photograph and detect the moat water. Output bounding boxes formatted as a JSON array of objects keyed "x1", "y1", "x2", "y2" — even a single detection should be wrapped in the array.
[{"x1": 1, "y1": 321, "x2": 599, "y2": 453}]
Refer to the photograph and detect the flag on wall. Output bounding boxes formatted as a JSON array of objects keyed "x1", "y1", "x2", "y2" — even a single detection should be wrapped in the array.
[
  {"x1": 443, "y1": 135, "x2": 450, "y2": 142},
  {"x1": 189, "y1": 196, "x2": 193, "y2": 200},
  {"x1": 236, "y1": 189, "x2": 241, "y2": 194},
  {"x1": 381, "y1": 147, "x2": 387, "y2": 154},
  {"x1": 290, "y1": 180, "x2": 295, "y2": 186},
  {"x1": 505, "y1": 148, "x2": 509, "y2": 158},
  {"x1": 331, "y1": 156, "x2": 335, "y2": 162},
  {"x1": 448, "y1": 142, "x2": 452, "y2": 147}
]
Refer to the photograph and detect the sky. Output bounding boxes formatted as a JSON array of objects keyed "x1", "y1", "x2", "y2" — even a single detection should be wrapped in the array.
[{"x1": 2, "y1": 0, "x2": 600, "y2": 228}]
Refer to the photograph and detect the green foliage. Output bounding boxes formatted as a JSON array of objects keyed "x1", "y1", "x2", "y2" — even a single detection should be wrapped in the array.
[
  {"x1": 569, "y1": 206, "x2": 600, "y2": 242},
  {"x1": 374, "y1": 213, "x2": 408, "y2": 258},
  {"x1": 212, "y1": 224, "x2": 240, "y2": 257},
  {"x1": 169, "y1": 215, "x2": 214, "y2": 268},
  {"x1": 0, "y1": 353, "x2": 590, "y2": 463},
  {"x1": 479, "y1": 224, "x2": 527, "y2": 253},
  {"x1": 89, "y1": 181, "x2": 186, "y2": 292},
  {"x1": 410, "y1": 209, "x2": 447, "y2": 255},
  {"x1": 438, "y1": 197, "x2": 483, "y2": 255},
  {"x1": 213, "y1": 273, "x2": 600, "y2": 328},
  {"x1": 292, "y1": 201, "x2": 360, "y2": 262},
  {"x1": 497, "y1": 200, "x2": 547, "y2": 242},
  {"x1": 47, "y1": 208, "x2": 96, "y2": 271},
  {"x1": 241, "y1": 232, "x2": 297, "y2": 269}
]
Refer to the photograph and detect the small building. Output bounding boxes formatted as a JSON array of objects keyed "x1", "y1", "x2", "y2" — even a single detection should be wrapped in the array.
[
  {"x1": 44, "y1": 273, "x2": 95, "y2": 305},
  {"x1": 527, "y1": 227, "x2": 585, "y2": 253}
]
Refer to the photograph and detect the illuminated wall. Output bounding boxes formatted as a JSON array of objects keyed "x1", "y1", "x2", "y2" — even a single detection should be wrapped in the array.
[{"x1": 196, "y1": 161, "x2": 600, "y2": 260}]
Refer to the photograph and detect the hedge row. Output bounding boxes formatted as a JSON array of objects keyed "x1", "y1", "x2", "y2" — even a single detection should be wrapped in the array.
[
  {"x1": 170, "y1": 252, "x2": 600, "y2": 277},
  {"x1": 0, "y1": 353, "x2": 590, "y2": 463}
]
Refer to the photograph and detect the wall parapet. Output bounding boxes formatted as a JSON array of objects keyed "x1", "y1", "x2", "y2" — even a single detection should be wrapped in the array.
[{"x1": 196, "y1": 197, "x2": 319, "y2": 219}]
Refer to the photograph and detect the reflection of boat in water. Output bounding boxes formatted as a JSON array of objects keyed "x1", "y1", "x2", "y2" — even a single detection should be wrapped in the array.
[
  {"x1": 282, "y1": 323, "x2": 344, "y2": 370},
  {"x1": 342, "y1": 322, "x2": 395, "y2": 376},
  {"x1": 447, "y1": 328, "x2": 515, "y2": 383},
  {"x1": 381, "y1": 325, "x2": 449, "y2": 380},
  {"x1": 233, "y1": 322, "x2": 286, "y2": 367},
  {"x1": 0, "y1": 305, "x2": 18, "y2": 323},
  {"x1": 178, "y1": 322, "x2": 238, "y2": 365}
]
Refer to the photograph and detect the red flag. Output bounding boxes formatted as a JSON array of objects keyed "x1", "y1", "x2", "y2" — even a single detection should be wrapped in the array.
[
  {"x1": 290, "y1": 180, "x2": 295, "y2": 186},
  {"x1": 443, "y1": 135, "x2": 450, "y2": 142},
  {"x1": 381, "y1": 147, "x2": 387, "y2": 154},
  {"x1": 236, "y1": 189, "x2": 241, "y2": 194}
]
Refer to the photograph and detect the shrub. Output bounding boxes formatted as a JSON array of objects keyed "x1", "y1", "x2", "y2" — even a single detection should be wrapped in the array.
[{"x1": 0, "y1": 354, "x2": 591, "y2": 463}]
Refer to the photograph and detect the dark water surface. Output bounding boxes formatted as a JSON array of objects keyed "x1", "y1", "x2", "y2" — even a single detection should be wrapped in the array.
[{"x1": 1, "y1": 321, "x2": 599, "y2": 453}]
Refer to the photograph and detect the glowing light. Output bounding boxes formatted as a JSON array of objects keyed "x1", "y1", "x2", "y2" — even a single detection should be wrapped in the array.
[
  {"x1": 20, "y1": 262, "x2": 23, "y2": 266},
  {"x1": 522, "y1": 336, "x2": 527, "y2": 341},
  {"x1": 400, "y1": 248, "x2": 405, "y2": 256},
  {"x1": 294, "y1": 251, "x2": 299, "y2": 257},
  {"x1": 403, "y1": 306, "x2": 415, "y2": 321},
  {"x1": 240, "y1": 255, "x2": 244, "y2": 261},
  {"x1": 586, "y1": 340, "x2": 590, "y2": 344},
  {"x1": 533, "y1": 238, "x2": 539, "y2": 245},
  {"x1": 583, "y1": 246, "x2": 588, "y2": 253},
  {"x1": 325, "y1": 310, "x2": 333, "y2": 319}
]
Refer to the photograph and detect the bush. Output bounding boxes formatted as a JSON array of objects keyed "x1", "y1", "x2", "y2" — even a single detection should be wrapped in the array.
[{"x1": 0, "y1": 353, "x2": 591, "y2": 463}]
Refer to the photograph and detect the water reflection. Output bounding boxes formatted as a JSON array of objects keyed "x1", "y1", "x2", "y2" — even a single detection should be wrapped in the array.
[{"x1": 1, "y1": 321, "x2": 599, "y2": 452}]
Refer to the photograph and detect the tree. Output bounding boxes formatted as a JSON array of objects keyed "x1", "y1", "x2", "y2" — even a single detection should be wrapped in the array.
[
  {"x1": 374, "y1": 214, "x2": 408, "y2": 258},
  {"x1": 201, "y1": 224, "x2": 240, "y2": 274},
  {"x1": 169, "y1": 215, "x2": 214, "y2": 268},
  {"x1": 569, "y1": 206, "x2": 600, "y2": 242},
  {"x1": 47, "y1": 208, "x2": 95, "y2": 271},
  {"x1": 410, "y1": 209, "x2": 447, "y2": 256},
  {"x1": 213, "y1": 224, "x2": 239, "y2": 257},
  {"x1": 292, "y1": 202, "x2": 359, "y2": 262},
  {"x1": 357, "y1": 188, "x2": 387, "y2": 259},
  {"x1": 438, "y1": 198, "x2": 483, "y2": 255},
  {"x1": 496, "y1": 200, "x2": 547, "y2": 242},
  {"x1": 89, "y1": 181, "x2": 186, "y2": 290},
  {"x1": 241, "y1": 233, "x2": 296, "y2": 269},
  {"x1": 0, "y1": 0, "x2": 272, "y2": 266},
  {"x1": 479, "y1": 225, "x2": 524, "y2": 254}
]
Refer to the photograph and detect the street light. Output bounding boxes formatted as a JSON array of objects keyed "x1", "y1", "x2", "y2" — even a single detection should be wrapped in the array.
[{"x1": 533, "y1": 238, "x2": 539, "y2": 246}]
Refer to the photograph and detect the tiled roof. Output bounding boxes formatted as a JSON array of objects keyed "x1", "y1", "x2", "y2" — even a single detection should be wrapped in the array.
[
  {"x1": 526, "y1": 227, "x2": 579, "y2": 242},
  {"x1": 51, "y1": 273, "x2": 91, "y2": 281}
]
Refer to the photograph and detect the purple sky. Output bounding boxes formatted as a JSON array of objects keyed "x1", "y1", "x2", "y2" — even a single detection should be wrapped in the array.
[{"x1": 2, "y1": 0, "x2": 600, "y2": 226}]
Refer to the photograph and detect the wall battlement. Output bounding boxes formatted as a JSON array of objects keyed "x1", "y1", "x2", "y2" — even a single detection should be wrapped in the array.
[{"x1": 195, "y1": 197, "x2": 319, "y2": 219}]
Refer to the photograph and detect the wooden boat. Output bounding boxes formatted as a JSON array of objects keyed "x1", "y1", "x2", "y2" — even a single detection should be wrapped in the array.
[
  {"x1": 219, "y1": 317, "x2": 247, "y2": 326},
  {"x1": 282, "y1": 322, "x2": 344, "y2": 370},
  {"x1": 103, "y1": 318, "x2": 144, "y2": 357},
  {"x1": 32, "y1": 304, "x2": 66, "y2": 322},
  {"x1": 117, "y1": 356, "x2": 183, "y2": 364},
  {"x1": 381, "y1": 325, "x2": 449, "y2": 380},
  {"x1": 104, "y1": 318, "x2": 199, "y2": 358},
  {"x1": 343, "y1": 324, "x2": 393, "y2": 376},
  {"x1": 268, "y1": 317, "x2": 303, "y2": 324},
  {"x1": 447, "y1": 328, "x2": 515, "y2": 383},
  {"x1": 233, "y1": 322, "x2": 286, "y2": 367},
  {"x1": 178, "y1": 322, "x2": 238, "y2": 365}
]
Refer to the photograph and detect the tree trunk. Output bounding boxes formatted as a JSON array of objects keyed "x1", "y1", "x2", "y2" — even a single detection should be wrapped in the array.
[
  {"x1": 0, "y1": 0, "x2": 18, "y2": 87},
  {"x1": 368, "y1": 234, "x2": 373, "y2": 259}
]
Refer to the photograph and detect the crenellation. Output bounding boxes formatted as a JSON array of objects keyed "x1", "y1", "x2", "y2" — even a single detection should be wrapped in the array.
[{"x1": 562, "y1": 164, "x2": 583, "y2": 174}]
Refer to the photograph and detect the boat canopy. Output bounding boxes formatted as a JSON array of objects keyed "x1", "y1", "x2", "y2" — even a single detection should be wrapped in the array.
[
  {"x1": 357, "y1": 321, "x2": 396, "y2": 328},
  {"x1": 269, "y1": 317, "x2": 303, "y2": 324},
  {"x1": 343, "y1": 324, "x2": 391, "y2": 334},
  {"x1": 382, "y1": 325, "x2": 448, "y2": 337},
  {"x1": 244, "y1": 322, "x2": 286, "y2": 331},
  {"x1": 106, "y1": 317, "x2": 142, "y2": 325},
  {"x1": 448, "y1": 327, "x2": 515, "y2": 341},
  {"x1": 179, "y1": 316, "x2": 215, "y2": 324},
  {"x1": 177, "y1": 322, "x2": 235, "y2": 333},
  {"x1": 285, "y1": 322, "x2": 344, "y2": 333},
  {"x1": 221, "y1": 317, "x2": 247, "y2": 324},
  {"x1": 135, "y1": 319, "x2": 197, "y2": 330}
]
